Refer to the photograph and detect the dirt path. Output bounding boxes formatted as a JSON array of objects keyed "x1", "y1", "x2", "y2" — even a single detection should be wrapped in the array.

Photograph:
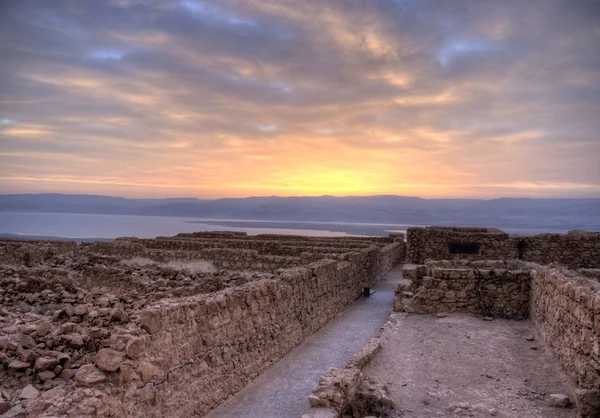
[
  {"x1": 204, "y1": 266, "x2": 402, "y2": 418},
  {"x1": 364, "y1": 313, "x2": 576, "y2": 418}
]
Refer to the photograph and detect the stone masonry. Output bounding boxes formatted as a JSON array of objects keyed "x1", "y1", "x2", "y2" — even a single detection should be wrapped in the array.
[{"x1": 0, "y1": 233, "x2": 404, "y2": 417}]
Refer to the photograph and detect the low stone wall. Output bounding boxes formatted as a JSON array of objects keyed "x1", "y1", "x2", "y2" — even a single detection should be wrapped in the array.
[
  {"x1": 63, "y1": 243, "x2": 403, "y2": 417},
  {"x1": 530, "y1": 266, "x2": 600, "y2": 417},
  {"x1": 521, "y1": 231, "x2": 600, "y2": 269},
  {"x1": 395, "y1": 260, "x2": 531, "y2": 318}
]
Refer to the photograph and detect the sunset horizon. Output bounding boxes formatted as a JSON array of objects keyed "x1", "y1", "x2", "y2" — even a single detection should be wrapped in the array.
[{"x1": 1, "y1": 0, "x2": 599, "y2": 199}]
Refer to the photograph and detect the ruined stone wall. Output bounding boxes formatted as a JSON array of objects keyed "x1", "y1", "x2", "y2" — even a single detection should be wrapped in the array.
[
  {"x1": 530, "y1": 266, "x2": 600, "y2": 391},
  {"x1": 395, "y1": 260, "x2": 531, "y2": 318},
  {"x1": 0, "y1": 239, "x2": 78, "y2": 267},
  {"x1": 521, "y1": 231, "x2": 600, "y2": 269},
  {"x1": 406, "y1": 227, "x2": 515, "y2": 264},
  {"x1": 0, "y1": 235, "x2": 403, "y2": 417},
  {"x1": 74, "y1": 242, "x2": 403, "y2": 417},
  {"x1": 406, "y1": 227, "x2": 600, "y2": 269}
]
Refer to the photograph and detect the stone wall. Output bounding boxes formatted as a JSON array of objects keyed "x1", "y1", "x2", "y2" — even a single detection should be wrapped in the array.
[
  {"x1": 521, "y1": 231, "x2": 600, "y2": 268},
  {"x1": 530, "y1": 266, "x2": 600, "y2": 416},
  {"x1": 69, "y1": 243, "x2": 403, "y2": 417},
  {"x1": 395, "y1": 260, "x2": 531, "y2": 318},
  {"x1": 406, "y1": 227, "x2": 600, "y2": 269},
  {"x1": 0, "y1": 234, "x2": 404, "y2": 418},
  {"x1": 406, "y1": 227, "x2": 515, "y2": 264}
]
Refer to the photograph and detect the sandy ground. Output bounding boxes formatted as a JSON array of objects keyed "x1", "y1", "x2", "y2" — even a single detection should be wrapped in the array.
[
  {"x1": 204, "y1": 267, "x2": 402, "y2": 418},
  {"x1": 364, "y1": 313, "x2": 576, "y2": 418}
]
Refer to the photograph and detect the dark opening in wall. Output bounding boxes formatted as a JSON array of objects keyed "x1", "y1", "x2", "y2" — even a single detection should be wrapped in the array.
[{"x1": 448, "y1": 243, "x2": 481, "y2": 255}]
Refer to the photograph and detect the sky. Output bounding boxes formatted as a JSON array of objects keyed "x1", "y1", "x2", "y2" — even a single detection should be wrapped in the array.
[{"x1": 0, "y1": 0, "x2": 599, "y2": 199}]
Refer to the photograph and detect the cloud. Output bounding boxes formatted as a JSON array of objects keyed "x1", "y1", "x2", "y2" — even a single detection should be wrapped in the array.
[{"x1": 0, "y1": 0, "x2": 599, "y2": 198}]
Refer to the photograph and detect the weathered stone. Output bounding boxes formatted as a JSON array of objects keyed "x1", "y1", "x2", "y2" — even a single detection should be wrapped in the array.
[
  {"x1": 0, "y1": 338, "x2": 17, "y2": 351},
  {"x1": 19, "y1": 384, "x2": 39, "y2": 399},
  {"x1": 125, "y1": 337, "x2": 145, "y2": 359},
  {"x1": 60, "y1": 369, "x2": 75, "y2": 380},
  {"x1": 140, "y1": 310, "x2": 162, "y2": 335},
  {"x1": 19, "y1": 333, "x2": 36, "y2": 349},
  {"x1": 37, "y1": 370, "x2": 56, "y2": 381},
  {"x1": 93, "y1": 348, "x2": 122, "y2": 372},
  {"x1": 74, "y1": 364, "x2": 107, "y2": 387},
  {"x1": 138, "y1": 362, "x2": 161, "y2": 382},
  {"x1": 8, "y1": 359, "x2": 31, "y2": 369},
  {"x1": 59, "y1": 322, "x2": 79, "y2": 334},
  {"x1": 35, "y1": 356, "x2": 60, "y2": 371}
]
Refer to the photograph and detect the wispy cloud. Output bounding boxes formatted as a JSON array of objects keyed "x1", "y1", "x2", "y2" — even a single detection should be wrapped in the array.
[{"x1": 0, "y1": 0, "x2": 598, "y2": 198}]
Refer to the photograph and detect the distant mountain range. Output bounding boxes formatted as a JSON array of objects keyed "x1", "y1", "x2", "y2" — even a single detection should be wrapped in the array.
[{"x1": 0, "y1": 193, "x2": 599, "y2": 231}]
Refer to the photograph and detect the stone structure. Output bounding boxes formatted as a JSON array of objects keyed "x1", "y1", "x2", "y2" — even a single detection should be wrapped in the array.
[
  {"x1": 406, "y1": 227, "x2": 515, "y2": 264},
  {"x1": 398, "y1": 226, "x2": 600, "y2": 418},
  {"x1": 395, "y1": 260, "x2": 531, "y2": 318},
  {"x1": 0, "y1": 233, "x2": 404, "y2": 417},
  {"x1": 406, "y1": 226, "x2": 600, "y2": 269},
  {"x1": 2, "y1": 225, "x2": 600, "y2": 417}
]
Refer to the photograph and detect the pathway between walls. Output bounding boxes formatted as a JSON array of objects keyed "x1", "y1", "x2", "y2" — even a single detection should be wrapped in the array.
[{"x1": 204, "y1": 265, "x2": 403, "y2": 418}]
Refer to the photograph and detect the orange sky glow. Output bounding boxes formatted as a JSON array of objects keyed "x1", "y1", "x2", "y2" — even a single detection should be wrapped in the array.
[{"x1": 1, "y1": 0, "x2": 599, "y2": 199}]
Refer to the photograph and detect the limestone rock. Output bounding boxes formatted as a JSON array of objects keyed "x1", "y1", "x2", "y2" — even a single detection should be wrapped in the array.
[
  {"x1": 8, "y1": 359, "x2": 30, "y2": 370},
  {"x1": 74, "y1": 364, "x2": 107, "y2": 387},
  {"x1": 19, "y1": 384, "x2": 40, "y2": 399},
  {"x1": 93, "y1": 348, "x2": 122, "y2": 372}
]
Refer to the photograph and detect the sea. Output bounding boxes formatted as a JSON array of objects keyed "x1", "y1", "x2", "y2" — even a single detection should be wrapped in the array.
[{"x1": 0, "y1": 212, "x2": 572, "y2": 241}]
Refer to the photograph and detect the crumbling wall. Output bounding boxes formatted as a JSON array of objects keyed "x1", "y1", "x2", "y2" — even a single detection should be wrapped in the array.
[
  {"x1": 73, "y1": 243, "x2": 403, "y2": 417},
  {"x1": 395, "y1": 260, "x2": 531, "y2": 318},
  {"x1": 406, "y1": 227, "x2": 515, "y2": 264},
  {"x1": 0, "y1": 239, "x2": 77, "y2": 266},
  {"x1": 530, "y1": 266, "x2": 600, "y2": 417},
  {"x1": 521, "y1": 231, "x2": 600, "y2": 269},
  {"x1": 0, "y1": 234, "x2": 403, "y2": 418}
]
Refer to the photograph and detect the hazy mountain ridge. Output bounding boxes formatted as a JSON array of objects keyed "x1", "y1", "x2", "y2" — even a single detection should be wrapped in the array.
[{"x1": 0, "y1": 194, "x2": 598, "y2": 230}]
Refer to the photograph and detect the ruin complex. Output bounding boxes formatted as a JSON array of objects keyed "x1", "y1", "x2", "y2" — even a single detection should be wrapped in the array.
[{"x1": 0, "y1": 227, "x2": 598, "y2": 417}]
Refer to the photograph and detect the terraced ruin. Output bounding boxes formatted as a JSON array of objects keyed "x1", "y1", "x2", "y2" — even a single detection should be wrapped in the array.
[
  {"x1": 0, "y1": 232, "x2": 403, "y2": 417},
  {"x1": 0, "y1": 227, "x2": 599, "y2": 418}
]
